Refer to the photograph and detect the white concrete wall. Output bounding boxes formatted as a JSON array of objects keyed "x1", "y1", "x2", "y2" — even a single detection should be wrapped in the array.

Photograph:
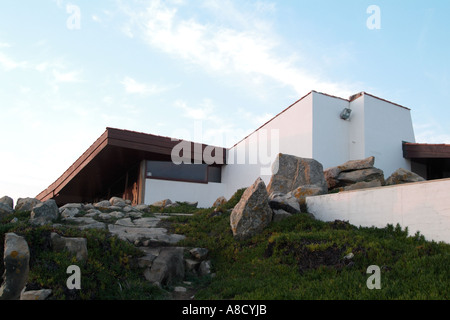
[
  {"x1": 362, "y1": 94, "x2": 415, "y2": 176},
  {"x1": 348, "y1": 95, "x2": 366, "y2": 161},
  {"x1": 306, "y1": 178, "x2": 450, "y2": 243},
  {"x1": 221, "y1": 93, "x2": 314, "y2": 199},
  {"x1": 145, "y1": 179, "x2": 225, "y2": 208},
  {"x1": 312, "y1": 92, "x2": 352, "y2": 169}
]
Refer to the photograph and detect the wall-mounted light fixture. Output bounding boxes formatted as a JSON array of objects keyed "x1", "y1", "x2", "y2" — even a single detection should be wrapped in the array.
[{"x1": 340, "y1": 108, "x2": 352, "y2": 120}]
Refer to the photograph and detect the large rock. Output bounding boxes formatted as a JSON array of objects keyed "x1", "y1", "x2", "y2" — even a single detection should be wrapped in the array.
[
  {"x1": 20, "y1": 289, "x2": 52, "y2": 300},
  {"x1": 61, "y1": 216, "x2": 106, "y2": 230},
  {"x1": 107, "y1": 224, "x2": 185, "y2": 245},
  {"x1": 324, "y1": 156, "x2": 375, "y2": 189},
  {"x1": 15, "y1": 197, "x2": 41, "y2": 212},
  {"x1": 60, "y1": 207, "x2": 80, "y2": 219},
  {"x1": 0, "y1": 196, "x2": 14, "y2": 210},
  {"x1": 109, "y1": 197, "x2": 127, "y2": 208},
  {"x1": 51, "y1": 233, "x2": 88, "y2": 262},
  {"x1": 386, "y1": 168, "x2": 426, "y2": 185},
  {"x1": 198, "y1": 260, "x2": 212, "y2": 276},
  {"x1": 94, "y1": 200, "x2": 111, "y2": 208},
  {"x1": 151, "y1": 199, "x2": 172, "y2": 208},
  {"x1": 324, "y1": 156, "x2": 385, "y2": 192},
  {"x1": 268, "y1": 192, "x2": 301, "y2": 214},
  {"x1": 336, "y1": 168, "x2": 385, "y2": 185},
  {"x1": 30, "y1": 199, "x2": 59, "y2": 226},
  {"x1": 343, "y1": 180, "x2": 382, "y2": 191},
  {"x1": 189, "y1": 248, "x2": 209, "y2": 261},
  {"x1": 0, "y1": 203, "x2": 14, "y2": 219},
  {"x1": 267, "y1": 153, "x2": 328, "y2": 195},
  {"x1": 212, "y1": 196, "x2": 227, "y2": 208},
  {"x1": 144, "y1": 247, "x2": 185, "y2": 286},
  {"x1": 230, "y1": 177, "x2": 273, "y2": 240},
  {"x1": 272, "y1": 209, "x2": 292, "y2": 222},
  {"x1": 0, "y1": 233, "x2": 30, "y2": 300},
  {"x1": 287, "y1": 185, "x2": 326, "y2": 211}
]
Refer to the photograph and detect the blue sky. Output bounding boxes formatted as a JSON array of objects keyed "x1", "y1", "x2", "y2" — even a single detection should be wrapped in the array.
[{"x1": 1, "y1": 0, "x2": 449, "y2": 202}]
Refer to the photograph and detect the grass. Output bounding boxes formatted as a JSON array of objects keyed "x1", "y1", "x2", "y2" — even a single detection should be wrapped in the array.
[
  {"x1": 1, "y1": 188, "x2": 449, "y2": 300},
  {"x1": 166, "y1": 190, "x2": 450, "y2": 300},
  {"x1": 0, "y1": 211, "x2": 168, "y2": 300}
]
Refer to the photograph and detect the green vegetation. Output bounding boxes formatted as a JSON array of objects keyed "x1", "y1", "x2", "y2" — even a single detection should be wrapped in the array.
[
  {"x1": 0, "y1": 212, "x2": 168, "y2": 300},
  {"x1": 1, "y1": 188, "x2": 449, "y2": 300},
  {"x1": 167, "y1": 189, "x2": 450, "y2": 300}
]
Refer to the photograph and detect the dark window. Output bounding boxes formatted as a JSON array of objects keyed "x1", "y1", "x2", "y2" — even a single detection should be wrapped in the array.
[
  {"x1": 147, "y1": 161, "x2": 208, "y2": 183},
  {"x1": 146, "y1": 161, "x2": 222, "y2": 183},
  {"x1": 208, "y1": 166, "x2": 222, "y2": 183}
]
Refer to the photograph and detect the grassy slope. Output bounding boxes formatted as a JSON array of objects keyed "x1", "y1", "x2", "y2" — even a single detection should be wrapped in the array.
[
  {"x1": 169, "y1": 190, "x2": 450, "y2": 300},
  {"x1": 0, "y1": 211, "x2": 168, "y2": 300},
  {"x1": 1, "y1": 190, "x2": 448, "y2": 300}
]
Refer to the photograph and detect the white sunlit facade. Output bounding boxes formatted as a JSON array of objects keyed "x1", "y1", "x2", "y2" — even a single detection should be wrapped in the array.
[{"x1": 38, "y1": 90, "x2": 419, "y2": 208}]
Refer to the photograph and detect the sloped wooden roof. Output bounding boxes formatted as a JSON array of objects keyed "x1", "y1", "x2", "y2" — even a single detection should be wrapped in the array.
[
  {"x1": 403, "y1": 142, "x2": 450, "y2": 158},
  {"x1": 36, "y1": 127, "x2": 226, "y2": 205}
]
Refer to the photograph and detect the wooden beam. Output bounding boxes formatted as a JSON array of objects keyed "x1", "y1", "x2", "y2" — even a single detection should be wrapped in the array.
[{"x1": 403, "y1": 143, "x2": 450, "y2": 159}]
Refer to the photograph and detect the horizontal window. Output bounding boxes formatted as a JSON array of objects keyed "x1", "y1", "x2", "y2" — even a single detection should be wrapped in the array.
[
  {"x1": 146, "y1": 161, "x2": 222, "y2": 183},
  {"x1": 147, "y1": 161, "x2": 207, "y2": 183}
]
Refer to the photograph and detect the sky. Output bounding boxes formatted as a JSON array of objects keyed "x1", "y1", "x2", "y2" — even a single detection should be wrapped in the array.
[{"x1": 1, "y1": 0, "x2": 450, "y2": 203}]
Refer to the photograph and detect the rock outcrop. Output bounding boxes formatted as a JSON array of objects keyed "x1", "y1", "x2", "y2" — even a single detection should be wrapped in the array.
[
  {"x1": 267, "y1": 153, "x2": 328, "y2": 195},
  {"x1": 386, "y1": 168, "x2": 426, "y2": 185},
  {"x1": 144, "y1": 247, "x2": 185, "y2": 287},
  {"x1": 51, "y1": 233, "x2": 88, "y2": 262},
  {"x1": 0, "y1": 233, "x2": 30, "y2": 300},
  {"x1": 287, "y1": 185, "x2": 325, "y2": 211},
  {"x1": 0, "y1": 203, "x2": 14, "y2": 218},
  {"x1": 324, "y1": 156, "x2": 385, "y2": 192},
  {"x1": 230, "y1": 178, "x2": 273, "y2": 240},
  {"x1": 268, "y1": 192, "x2": 301, "y2": 214},
  {"x1": 212, "y1": 196, "x2": 227, "y2": 208},
  {"x1": 15, "y1": 198, "x2": 41, "y2": 212},
  {"x1": 0, "y1": 195, "x2": 212, "y2": 300},
  {"x1": 20, "y1": 289, "x2": 52, "y2": 300},
  {"x1": 151, "y1": 199, "x2": 172, "y2": 208},
  {"x1": 324, "y1": 156, "x2": 375, "y2": 190},
  {"x1": 0, "y1": 196, "x2": 14, "y2": 210},
  {"x1": 30, "y1": 199, "x2": 59, "y2": 226}
]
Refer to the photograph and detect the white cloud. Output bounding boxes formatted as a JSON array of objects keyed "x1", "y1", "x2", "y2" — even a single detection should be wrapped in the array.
[
  {"x1": 414, "y1": 123, "x2": 450, "y2": 144},
  {"x1": 52, "y1": 69, "x2": 82, "y2": 83},
  {"x1": 53, "y1": 0, "x2": 64, "y2": 9},
  {"x1": 0, "y1": 42, "x2": 11, "y2": 48},
  {"x1": 174, "y1": 98, "x2": 216, "y2": 121},
  {"x1": 35, "y1": 62, "x2": 49, "y2": 72},
  {"x1": 0, "y1": 52, "x2": 27, "y2": 70},
  {"x1": 120, "y1": 76, "x2": 169, "y2": 95},
  {"x1": 92, "y1": 15, "x2": 102, "y2": 23},
  {"x1": 119, "y1": 0, "x2": 354, "y2": 97}
]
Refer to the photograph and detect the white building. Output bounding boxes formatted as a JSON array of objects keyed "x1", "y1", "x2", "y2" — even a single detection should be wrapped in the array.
[
  {"x1": 222, "y1": 90, "x2": 416, "y2": 201},
  {"x1": 38, "y1": 90, "x2": 426, "y2": 208}
]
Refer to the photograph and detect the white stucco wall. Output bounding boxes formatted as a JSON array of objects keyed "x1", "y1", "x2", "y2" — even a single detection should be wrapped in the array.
[
  {"x1": 312, "y1": 92, "x2": 352, "y2": 169},
  {"x1": 306, "y1": 178, "x2": 450, "y2": 243},
  {"x1": 348, "y1": 95, "x2": 366, "y2": 161},
  {"x1": 362, "y1": 94, "x2": 415, "y2": 177},
  {"x1": 145, "y1": 179, "x2": 225, "y2": 208},
  {"x1": 221, "y1": 93, "x2": 314, "y2": 199}
]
